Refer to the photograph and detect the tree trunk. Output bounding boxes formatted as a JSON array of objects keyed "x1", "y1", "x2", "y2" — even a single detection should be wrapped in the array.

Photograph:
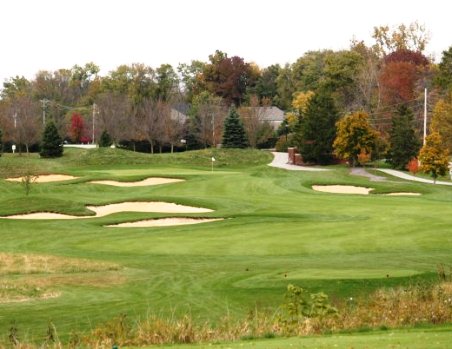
[
  {"x1": 159, "y1": 145, "x2": 162, "y2": 153},
  {"x1": 25, "y1": 143, "x2": 29, "y2": 154},
  {"x1": 171, "y1": 144, "x2": 174, "y2": 153}
]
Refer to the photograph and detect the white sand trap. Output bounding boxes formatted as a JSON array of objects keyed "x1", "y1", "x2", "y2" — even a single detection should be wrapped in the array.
[
  {"x1": 385, "y1": 192, "x2": 421, "y2": 196},
  {"x1": 90, "y1": 177, "x2": 184, "y2": 187},
  {"x1": 312, "y1": 185, "x2": 373, "y2": 195},
  {"x1": 3, "y1": 212, "x2": 83, "y2": 220},
  {"x1": 6, "y1": 174, "x2": 78, "y2": 183},
  {"x1": 86, "y1": 202, "x2": 212, "y2": 217},
  {"x1": 108, "y1": 217, "x2": 223, "y2": 228},
  {"x1": 2, "y1": 202, "x2": 213, "y2": 220}
]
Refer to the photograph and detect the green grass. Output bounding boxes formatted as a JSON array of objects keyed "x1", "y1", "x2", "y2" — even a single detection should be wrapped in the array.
[
  {"x1": 140, "y1": 325, "x2": 452, "y2": 349},
  {"x1": 0, "y1": 148, "x2": 451, "y2": 343}
]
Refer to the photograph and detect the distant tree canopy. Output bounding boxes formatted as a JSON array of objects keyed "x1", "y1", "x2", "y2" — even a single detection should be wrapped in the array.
[{"x1": 0, "y1": 22, "x2": 449, "y2": 155}]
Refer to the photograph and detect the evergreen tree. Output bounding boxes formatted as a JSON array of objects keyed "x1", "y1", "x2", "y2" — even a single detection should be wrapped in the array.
[
  {"x1": 387, "y1": 105, "x2": 421, "y2": 169},
  {"x1": 222, "y1": 106, "x2": 248, "y2": 148},
  {"x1": 40, "y1": 121, "x2": 63, "y2": 158},
  {"x1": 99, "y1": 129, "x2": 112, "y2": 147},
  {"x1": 295, "y1": 90, "x2": 339, "y2": 164}
]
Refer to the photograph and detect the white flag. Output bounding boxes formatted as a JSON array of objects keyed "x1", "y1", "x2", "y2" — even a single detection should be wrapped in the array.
[{"x1": 211, "y1": 157, "x2": 216, "y2": 162}]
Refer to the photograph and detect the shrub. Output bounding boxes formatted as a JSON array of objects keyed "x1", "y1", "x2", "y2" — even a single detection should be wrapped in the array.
[{"x1": 99, "y1": 130, "x2": 113, "y2": 147}]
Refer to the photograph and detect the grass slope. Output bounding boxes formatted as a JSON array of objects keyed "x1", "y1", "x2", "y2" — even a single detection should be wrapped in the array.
[{"x1": 0, "y1": 148, "x2": 451, "y2": 342}]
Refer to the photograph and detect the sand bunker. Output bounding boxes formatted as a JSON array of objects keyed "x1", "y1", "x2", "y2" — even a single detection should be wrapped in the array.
[
  {"x1": 2, "y1": 201, "x2": 213, "y2": 220},
  {"x1": 385, "y1": 192, "x2": 421, "y2": 196},
  {"x1": 90, "y1": 177, "x2": 184, "y2": 187},
  {"x1": 6, "y1": 174, "x2": 78, "y2": 183},
  {"x1": 108, "y1": 217, "x2": 223, "y2": 228},
  {"x1": 312, "y1": 185, "x2": 373, "y2": 195}
]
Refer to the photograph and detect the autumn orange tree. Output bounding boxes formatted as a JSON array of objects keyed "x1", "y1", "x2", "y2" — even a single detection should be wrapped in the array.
[
  {"x1": 406, "y1": 158, "x2": 419, "y2": 176},
  {"x1": 419, "y1": 132, "x2": 450, "y2": 183},
  {"x1": 333, "y1": 111, "x2": 380, "y2": 167}
]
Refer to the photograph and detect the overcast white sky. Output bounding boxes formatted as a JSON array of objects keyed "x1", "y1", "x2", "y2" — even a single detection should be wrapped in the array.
[{"x1": 0, "y1": 0, "x2": 450, "y2": 85}]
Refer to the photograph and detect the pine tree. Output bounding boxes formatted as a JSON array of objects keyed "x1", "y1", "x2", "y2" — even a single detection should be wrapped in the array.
[
  {"x1": 222, "y1": 106, "x2": 248, "y2": 148},
  {"x1": 295, "y1": 90, "x2": 339, "y2": 164},
  {"x1": 419, "y1": 132, "x2": 450, "y2": 183},
  {"x1": 387, "y1": 105, "x2": 421, "y2": 169},
  {"x1": 99, "y1": 130, "x2": 112, "y2": 147},
  {"x1": 40, "y1": 121, "x2": 63, "y2": 158}
]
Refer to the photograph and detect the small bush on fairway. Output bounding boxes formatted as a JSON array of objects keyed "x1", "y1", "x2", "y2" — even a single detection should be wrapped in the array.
[{"x1": 20, "y1": 171, "x2": 37, "y2": 196}]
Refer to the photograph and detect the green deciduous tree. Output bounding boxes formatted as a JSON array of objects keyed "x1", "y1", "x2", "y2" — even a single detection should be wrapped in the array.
[
  {"x1": 435, "y1": 46, "x2": 452, "y2": 92},
  {"x1": 294, "y1": 90, "x2": 339, "y2": 164},
  {"x1": 40, "y1": 121, "x2": 63, "y2": 158},
  {"x1": 255, "y1": 64, "x2": 281, "y2": 105},
  {"x1": 419, "y1": 132, "x2": 450, "y2": 183},
  {"x1": 387, "y1": 105, "x2": 421, "y2": 169},
  {"x1": 333, "y1": 111, "x2": 380, "y2": 166},
  {"x1": 222, "y1": 106, "x2": 248, "y2": 148}
]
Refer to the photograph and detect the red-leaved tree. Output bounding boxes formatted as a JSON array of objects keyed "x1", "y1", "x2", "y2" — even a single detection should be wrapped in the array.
[
  {"x1": 406, "y1": 157, "x2": 419, "y2": 176},
  {"x1": 70, "y1": 113, "x2": 85, "y2": 143}
]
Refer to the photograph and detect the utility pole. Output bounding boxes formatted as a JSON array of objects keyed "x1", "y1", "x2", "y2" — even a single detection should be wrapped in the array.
[
  {"x1": 40, "y1": 99, "x2": 48, "y2": 125},
  {"x1": 92, "y1": 103, "x2": 96, "y2": 144},
  {"x1": 423, "y1": 88, "x2": 427, "y2": 145},
  {"x1": 212, "y1": 112, "x2": 215, "y2": 148}
]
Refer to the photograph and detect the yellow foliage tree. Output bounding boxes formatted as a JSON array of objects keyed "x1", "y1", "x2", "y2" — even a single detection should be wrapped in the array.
[
  {"x1": 292, "y1": 91, "x2": 315, "y2": 115},
  {"x1": 333, "y1": 111, "x2": 379, "y2": 167},
  {"x1": 419, "y1": 132, "x2": 450, "y2": 183},
  {"x1": 431, "y1": 96, "x2": 452, "y2": 153}
]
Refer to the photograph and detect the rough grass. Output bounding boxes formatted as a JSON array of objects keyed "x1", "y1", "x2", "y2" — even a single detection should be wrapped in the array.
[
  {"x1": 0, "y1": 253, "x2": 123, "y2": 304},
  {"x1": 0, "y1": 253, "x2": 120, "y2": 275}
]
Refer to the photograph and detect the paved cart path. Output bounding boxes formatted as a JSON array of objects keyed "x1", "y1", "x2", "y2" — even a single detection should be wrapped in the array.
[{"x1": 268, "y1": 152, "x2": 329, "y2": 171}]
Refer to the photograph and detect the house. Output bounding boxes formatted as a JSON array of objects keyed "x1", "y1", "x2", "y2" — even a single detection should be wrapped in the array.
[
  {"x1": 171, "y1": 103, "x2": 190, "y2": 124},
  {"x1": 256, "y1": 106, "x2": 285, "y2": 130}
]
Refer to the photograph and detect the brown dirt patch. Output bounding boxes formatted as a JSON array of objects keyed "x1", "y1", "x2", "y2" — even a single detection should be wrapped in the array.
[
  {"x1": 108, "y1": 217, "x2": 223, "y2": 228},
  {"x1": 6, "y1": 174, "x2": 78, "y2": 183},
  {"x1": 90, "y1": 177, "x2": 184, "y2": 187},
  {"x1": 312, "y1": 185, "x2": 373, "y2": 195}
]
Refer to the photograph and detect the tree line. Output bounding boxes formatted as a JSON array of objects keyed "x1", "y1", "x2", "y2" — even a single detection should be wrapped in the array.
[{"x1": 0, "y1": 22, "x2": 451, "y2": 168}]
